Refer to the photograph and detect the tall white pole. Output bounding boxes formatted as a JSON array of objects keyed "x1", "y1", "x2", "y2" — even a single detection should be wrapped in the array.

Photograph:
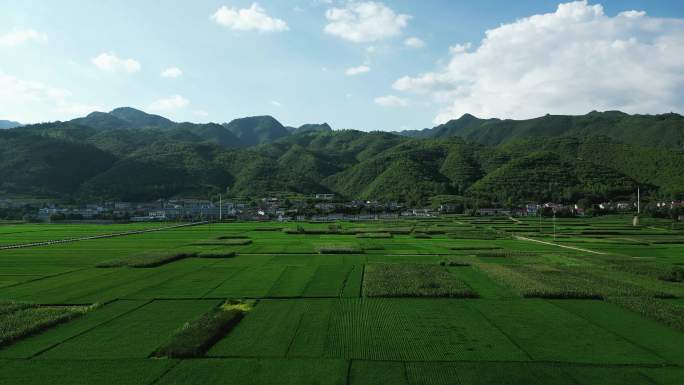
[{"x1": 219, "y1": 194, "x2": 222, "y2": 222}]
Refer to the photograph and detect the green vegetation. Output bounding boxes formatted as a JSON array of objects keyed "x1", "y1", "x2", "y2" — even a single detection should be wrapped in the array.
[
  {"x1": 193, "y1": 239, "x2": 252, "y2": 246},
  {"x1": 317, "y1": 245, "x2": 363, "y2": 254},
  {"x1": 0, "y1": 218, "x2": 683, "y2": 384},
  {"x1": 153, "y1": 302, "x2": 249, "y2": 358},
  {"x1": 96, "y1": 250, "x2": 196, "y2": 268},
  {"x1": 3, "y1": 108, "x2": 683, "y2": 203},
  {"x1": 1, "y1": 303, "x2": 90, "y2": 347},
  {"x1": 363, "y1": 264, "x2": 478, "y2": 298}
]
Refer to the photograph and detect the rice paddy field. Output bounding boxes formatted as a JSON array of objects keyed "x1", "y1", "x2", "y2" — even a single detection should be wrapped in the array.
[{"x1": 0, "y1": 216, "x2": 683, "y2": 384}]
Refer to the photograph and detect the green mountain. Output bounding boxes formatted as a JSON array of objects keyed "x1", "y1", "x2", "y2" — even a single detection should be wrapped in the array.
[
  {"x1": 403, "y1": 111, "x2": 684, "y2": 150},
  {"x1": 0, "y1": 120, "x2": 22, "y2": 129},
  {"x1": 1, "y1": 109, "x2": 683, "y2": 204},
  {"x1": 223, "y1": 116, "x2": 290, "y2": 146},
  {"x1": 70, "y1": 107, "x2": 175, "y2": 130}
]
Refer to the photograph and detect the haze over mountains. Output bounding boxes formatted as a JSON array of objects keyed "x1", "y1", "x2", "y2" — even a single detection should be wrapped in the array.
[{"x1": 0, "y1": 107, "x2": 682, "y2": 204}]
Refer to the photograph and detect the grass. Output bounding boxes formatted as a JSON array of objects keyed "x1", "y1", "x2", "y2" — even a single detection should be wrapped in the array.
[
  {"x1": 363, "y1": 264, "x2": 478, "y2": 298},
  {"x1": 153, "y1": 301, "x2": 249, "y2": 358}
]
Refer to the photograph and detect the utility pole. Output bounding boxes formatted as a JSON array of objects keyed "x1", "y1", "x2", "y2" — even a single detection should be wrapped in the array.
[
  {"x1": 219, "y1": 194, "x2": 222, "y2": 222},
  {"x1": 633, "y1": 186, "x2": 640, "y2": 227}
]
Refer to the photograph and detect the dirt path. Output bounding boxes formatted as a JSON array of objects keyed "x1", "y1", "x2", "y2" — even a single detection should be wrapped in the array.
[
  {"x1": 515, "y1": 235, "x2": 606, "y2": 255},
  {"x1": 0, "y1": 222, "x2": 208, "y2": 251}
]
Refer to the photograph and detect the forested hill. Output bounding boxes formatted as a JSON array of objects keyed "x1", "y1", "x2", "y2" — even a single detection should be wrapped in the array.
[
  {"x1": 400, "y1": 111, "x2": 684, "y2": 150},
  {"x1": 1, "y1": 108, "x2": 683, "y2": 204}
]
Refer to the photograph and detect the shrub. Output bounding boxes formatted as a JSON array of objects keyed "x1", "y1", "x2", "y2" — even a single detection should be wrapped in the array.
[
  {"x1": 152, "y1": 307, "x2": 245, "y2": 358},
  {"x1": 317, "y1": 245, "x2": 363, "y2": 254},
  {"x1": 196, "y1": 251, "x2": 236, "y2": 259}
]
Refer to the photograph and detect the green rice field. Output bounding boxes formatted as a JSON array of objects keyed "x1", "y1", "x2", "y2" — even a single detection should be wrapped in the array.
[{"x1": 0, "y1": 217, "x2": 683, "y2": 384}]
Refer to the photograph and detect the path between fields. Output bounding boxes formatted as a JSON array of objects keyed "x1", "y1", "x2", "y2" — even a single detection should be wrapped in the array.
[
  {"x1": 515, "y1": 235, "x2": 607, "y2": 255},
  {"x1": 0, "y1": 222, "x2": 208, "y2": 251}
]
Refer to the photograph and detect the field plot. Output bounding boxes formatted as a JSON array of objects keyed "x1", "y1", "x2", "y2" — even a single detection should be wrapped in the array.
[
  {"x1": 0, "y1": 218, "x2": 682, "y2": 384},
  {"x1": 37, "y1": 299, "x2": 218, "y2": 359}
]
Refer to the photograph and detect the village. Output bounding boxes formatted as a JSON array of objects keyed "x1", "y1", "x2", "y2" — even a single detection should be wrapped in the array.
[{"x1": 1, "y1": 195, "x2": 682, "y2": 223}]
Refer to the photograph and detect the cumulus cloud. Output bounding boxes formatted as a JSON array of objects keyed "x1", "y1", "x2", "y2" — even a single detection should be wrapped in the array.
[
  {"x1": 345, "y1": 65, "x2": 370, "y2": 76},
  {"x1": 0, "y1": 29, "x2": 47, "y2": 46},
  {"x1": 0, "y1": 73, "x2": 100, "y2": 122},
  {"x1": 148, "y1": 95, "x2": 189, "y2": 111},
  {"x1": 325, "y1": 1, "x2": 410, "y2": 43},
  {"x1": 374, "y1": 94, "x2": 409, "y2": 107},
  {"x1": 211, "y1": 3, "x2": 289, "y2": 32},
  {"x1": 393, "y1": 0, "x2": 684, "y2": 123},
  {"x1": 404, "y1": 37, "x2": 425, "y2": 48},
  {"x1": 160, "y1": 67, "x2": 183, "y2": 78},
  {"x1": 92, "y1": 53, "x2": 141, "y2": 73}
]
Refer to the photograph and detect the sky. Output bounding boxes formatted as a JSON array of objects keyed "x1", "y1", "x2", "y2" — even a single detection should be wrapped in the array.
[{"x1": 1, "y1": 0, "x2": 683, "y2": 131}]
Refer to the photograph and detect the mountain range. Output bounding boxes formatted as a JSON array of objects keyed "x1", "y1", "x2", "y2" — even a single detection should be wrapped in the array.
[{"x1": 1, "y1": 107, "x2": 682, "y2": 205}]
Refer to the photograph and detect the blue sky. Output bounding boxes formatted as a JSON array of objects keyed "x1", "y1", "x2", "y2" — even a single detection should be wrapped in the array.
[{"x1": 1, "y1": 1, "x2": 683, "y2": 130}]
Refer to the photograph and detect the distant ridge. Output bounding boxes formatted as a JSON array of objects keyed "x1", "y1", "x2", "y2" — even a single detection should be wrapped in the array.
[
  {"x1": 0, "y1": 120, "x2": 22, "y2": 129},
  {"x1": 399, "y1": 111, "x2": 684, "y2": 149},
  {"x1": 1, "y1": 108, "x2": 683, "y2": 203}
]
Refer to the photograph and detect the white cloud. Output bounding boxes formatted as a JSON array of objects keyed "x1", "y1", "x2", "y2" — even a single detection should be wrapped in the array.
[
  {"x1": 193, "y1": 109, "x2": 209, "y2": 117},
  {"x1": 324, "y1": 2, "x2": 410, "y2": 43},
  {"x1": 160, "y1": 67, "x2": 183, "y2": 78},
  {"x1": 0, "y1": 73, "x2": 100, "y2": 122},
  {"x1": 148, "y1": 95, "x2": 189, "y2": 111},
  {"x1": 345, "y1": 65, "x2": 370, "y2": 76},
  {"x1": 404, "y1": 37, "x2": 425, "y2": 48},
  {"x1": 92, "y1": 53, "x2": 141, "y2": 73},
  {"x1": 374, "y1": 94, "x2": 408, "y2": 107},
  {"x1": 211, "y1": 3, "x2": 289, "y2": 32},
  {"x1": 0, "y1": 29, "x2": 47, "y2": 47},
  {"x1": 270, "y1": 100, "x2": 282, "y2": 107},
  {"x1": 393, "y1": 0, "x2": 684, "y2": 123}
]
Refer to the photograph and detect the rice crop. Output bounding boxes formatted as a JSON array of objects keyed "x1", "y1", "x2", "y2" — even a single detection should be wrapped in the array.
[
  {"x1": 363, "y1": 264, "x2": 478, "y2": 298},
  {"x1": 215, "y1": 234, "x2": 249, "y2": 239},
  {"x1": 607, "y1": 296, "x2": 684, "y2": 332}
]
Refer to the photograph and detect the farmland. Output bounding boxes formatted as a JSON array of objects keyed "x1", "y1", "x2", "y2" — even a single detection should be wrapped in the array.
[{"x1": 0, "y1": 217, "x2": 683, "y2": 384}]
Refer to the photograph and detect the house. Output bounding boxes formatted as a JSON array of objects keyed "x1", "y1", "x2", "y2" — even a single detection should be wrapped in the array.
[{"x1": 526, "y1": 204, "x2": 540, "y2": 215}]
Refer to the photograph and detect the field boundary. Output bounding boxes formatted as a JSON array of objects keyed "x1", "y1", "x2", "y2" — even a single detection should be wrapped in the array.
[
  {"x1": 29, "y1": 299, "x2": 151, "y2": 359},
  {"x1": 0, "y1": 222, "x2": 208, "y2": 251},
  {"x1": 515, "y1": 236, "x2": 606, "y2": 255}
]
